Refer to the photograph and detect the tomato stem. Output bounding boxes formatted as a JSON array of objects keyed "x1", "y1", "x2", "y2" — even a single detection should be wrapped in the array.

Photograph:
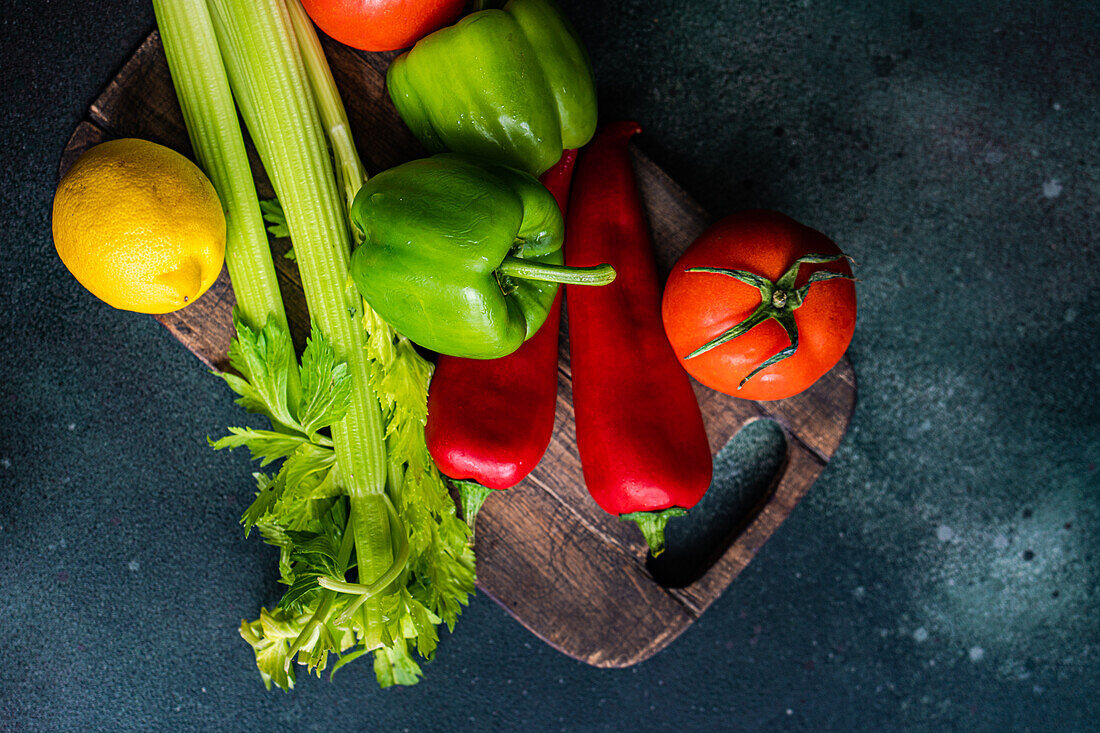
[{"x1": 683, "y1": 254, "x2": 856, "y2": 389}]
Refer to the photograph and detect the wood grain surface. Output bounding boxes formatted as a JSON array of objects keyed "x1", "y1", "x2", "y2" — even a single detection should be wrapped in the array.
[{"x1": 60, "y1": 30, "x2": 856, "y2": 668}]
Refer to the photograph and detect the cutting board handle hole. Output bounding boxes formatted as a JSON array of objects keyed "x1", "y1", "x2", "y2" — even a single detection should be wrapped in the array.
[{"x1": 647, "y1": 418, "x2": 788, "y2": 588}]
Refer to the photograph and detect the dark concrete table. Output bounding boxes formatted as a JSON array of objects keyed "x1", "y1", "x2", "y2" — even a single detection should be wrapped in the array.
[{"x1": 2, "y1": 1, "x2": 1096, "y2": 729}]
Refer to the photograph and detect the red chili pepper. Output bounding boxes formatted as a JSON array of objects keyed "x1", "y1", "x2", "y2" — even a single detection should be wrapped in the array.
[
  {"x1": 425, "y1": 151, "x2": 578, "y2": 528},
  {"x1": 565, "y1": 121, "x2": 712, "y2": 556}
]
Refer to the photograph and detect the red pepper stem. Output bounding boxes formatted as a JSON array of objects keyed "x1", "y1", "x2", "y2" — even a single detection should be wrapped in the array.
[
  {"x1": 451, "y1": 479, "x2": 497, "y2": 533},
  {"x1": 620, "y1": 507, "x2": 688, "y2": 557},
  {"x1": 498, "y1": 255, "x2": 616, "y2": 286}
]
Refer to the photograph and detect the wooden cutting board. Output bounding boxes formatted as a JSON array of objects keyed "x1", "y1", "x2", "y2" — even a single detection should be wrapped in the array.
[{"x1": 61, "y1": 30, "x2": 856, "y2": 668}]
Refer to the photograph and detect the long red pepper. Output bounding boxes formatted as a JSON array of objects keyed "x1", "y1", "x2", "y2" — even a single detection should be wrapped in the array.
[
  {"x1": 425, "y1": 151, "x2": 578, "y2": 528},
  {"x1": 565, "y1": 122, "x2": 713, "y2": 555}
]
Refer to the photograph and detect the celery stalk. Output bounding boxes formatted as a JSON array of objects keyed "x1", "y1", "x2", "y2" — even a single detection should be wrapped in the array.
[
  {"x1": 151, "y1": 0, "x2": 286, "y2": 335},
  {"x1": 159, "y1": 0, "x2": 474, "y2": 689},
  {"x1": 284, "y1": 0, "x2": 366, "y2": 226},
  {"x1": 283, "y1": 0, "x2": 401, "y2": 374},
  {"x1": 205, "y1": 0, "x2": 394, "y2": 629},
  {"x1": 281, "y1": 0, "x2": 477, "y2": 682}
]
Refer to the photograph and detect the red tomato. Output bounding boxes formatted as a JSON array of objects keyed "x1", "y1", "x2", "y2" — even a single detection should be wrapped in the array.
[
  {"x1": 661, "y1": 210, "x2": 857, "y2": 401},
  {"x1": 301, "y1": 0, "x2": 466, "y2": 52}
]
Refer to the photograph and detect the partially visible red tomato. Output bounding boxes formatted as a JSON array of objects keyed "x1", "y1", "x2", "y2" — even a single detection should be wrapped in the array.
[
  {"x1": 302, "y1": 0, "x2": 466, "y2": 52},
  {"x1": 661, "y1": 210, "x2": 857, "y2": 401}
]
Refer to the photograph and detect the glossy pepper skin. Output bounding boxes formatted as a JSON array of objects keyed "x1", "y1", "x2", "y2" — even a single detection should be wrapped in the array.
[
  {"x1": 425, "y1": 151, "x2": 577, "y2": 527},
  {"x1": 565, "y1": 122, "x2": 713, "y2": 556},
  {"x1": 350, "y1": 153, "x2": 613, "y2": 359},
  {"x1": 386, "y1": 0, "x2": 597, "y2": 177}
]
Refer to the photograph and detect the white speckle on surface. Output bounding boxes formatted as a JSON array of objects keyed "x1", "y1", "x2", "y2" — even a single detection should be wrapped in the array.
[
  {"x1": 1042, "y1": 179, "x2": 1063, "y2": 198},
  {"x1": 127, "y1": 559, "x2": 140, "y2": 572},
  {"x1": 914, "y1": 627, "x2": 930, "y2": 643},
  {"x1": 853, "y1": 586, "x2": 867, "y2": 599},
  {"x1": 201, "y1": 687, "x2": 207, "y2": 693},
  {"x1": 0, "y1": 458, "x2": 10, "y2": 469},
  {"x1": 1063, "y1": 307, "x2": 1078, "y2": 323},
  {"x1": 910, "y1": 489, "x2": 1091, "y2": 679},
  {"x1": 786, "y1": 709, "x2": 794, "y2": 716},
  {"x1": 1052, "y1": 102, "x2": 1062, "y2": 111},
  {"x1": 67, "y1": 422, "x2": 75, "y2": 431},
  {"x1": 936, "y1": 525, "x2": 954, "y2": 542},
  {"x1": 59, "y1": 538, "x2": 66, "y2": 549}
]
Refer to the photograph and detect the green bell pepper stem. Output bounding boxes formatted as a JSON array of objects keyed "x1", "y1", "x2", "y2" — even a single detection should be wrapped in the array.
[{"x1": 498, "y1": 255, "x2": 616, "y2": 286}]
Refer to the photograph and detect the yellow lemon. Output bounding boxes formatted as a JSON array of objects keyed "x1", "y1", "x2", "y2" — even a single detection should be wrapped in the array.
[{"x1": 52, "y1": 138, "x2": 226, "y2": 314}]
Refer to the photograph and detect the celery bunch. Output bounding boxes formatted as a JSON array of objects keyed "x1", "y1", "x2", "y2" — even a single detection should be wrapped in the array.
[{"x1": 153, "y1": 0, "x2": 474, "y2": 689}]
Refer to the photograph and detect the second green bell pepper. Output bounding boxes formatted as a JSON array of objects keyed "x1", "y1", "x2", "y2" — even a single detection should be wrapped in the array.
[
  {"x1": 349, "y1": 154, "x2": 615, "y2": 359},
  {"x1": 387, "y1": 0, "x2": 597, "y2": 177}
]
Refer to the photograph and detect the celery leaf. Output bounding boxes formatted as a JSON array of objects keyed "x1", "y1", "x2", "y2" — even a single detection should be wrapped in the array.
[
  {"x1": 259, "y1": 198, "x2": 290, "y2": 239},
  {"x1": 220, "y1": 319, "x2": 298, "y2": 430},
  {"x1": 297, "y1": 327, "x2": 353, "y2": 438}
]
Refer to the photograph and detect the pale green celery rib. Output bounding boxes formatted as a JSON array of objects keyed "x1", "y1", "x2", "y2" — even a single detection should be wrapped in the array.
[
  {"x1": 205, "y1": 0, "x2": 270, "y2": 169},
  {"x1": 284, "y1": 0, "x2": 400, "y2": 362},
  {"x1": 284, "y1": 0, "x2": 367, "y2": 227},
  {"x1": 205, "y1": 0, "x2": 393, "y2": 587},
  {"x1": 151, "y1": 0, "x2": 286, "y2": 337}
]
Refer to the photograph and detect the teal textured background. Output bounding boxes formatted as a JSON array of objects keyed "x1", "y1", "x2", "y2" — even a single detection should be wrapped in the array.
[{"x1": 1, "y1": 0, "x2": 1097, "y2": 729}]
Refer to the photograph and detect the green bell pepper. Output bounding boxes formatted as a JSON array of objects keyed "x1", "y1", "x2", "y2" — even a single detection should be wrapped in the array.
[
  {"x1": 349, "y1": 154, "x2": 615, "y2": 359},
  {"x1": 387, "y1": 0, "x2": 597, "y2": 177}
]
